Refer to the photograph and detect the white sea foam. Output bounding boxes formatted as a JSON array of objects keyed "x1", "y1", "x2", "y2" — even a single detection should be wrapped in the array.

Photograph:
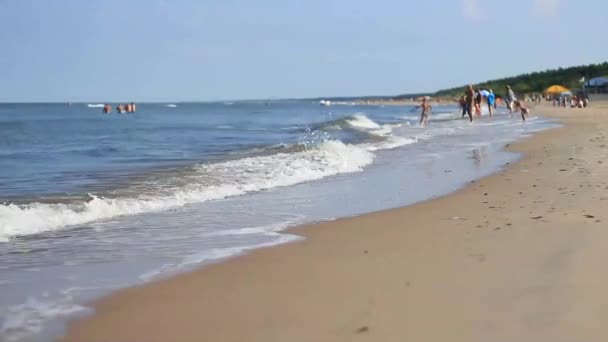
[
  {"x1": 86, "y1": 104, "x2": 104, "y2": 108},
  {"x1": 0, "y1": 297, "x2": 88, "y2": 342},
  {"x1": 346, "y1": 113, "x2": 382, "y2": 130},
  {"x1": 345, "y1": 113, "x2": 399, "y2": 137},
  {"x1": 166, "y1": 104, "x2": 177, "y2": 108},
  {"x1": 365, "y1": 136, "x2": 417, "y2": 151},
  {"x1": 0, "y1": 140, "x2": 375, "y2": 241}
]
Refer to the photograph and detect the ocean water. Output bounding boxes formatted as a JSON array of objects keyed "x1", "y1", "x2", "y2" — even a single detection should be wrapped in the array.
[{"x1": 0, "y1": 101, "x2": 558, "y2": 341}]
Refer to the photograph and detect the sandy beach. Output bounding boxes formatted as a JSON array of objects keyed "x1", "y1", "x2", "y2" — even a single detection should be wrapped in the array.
[{"x1": 60, "y1": 102, "x2": 608, "y2": 342}]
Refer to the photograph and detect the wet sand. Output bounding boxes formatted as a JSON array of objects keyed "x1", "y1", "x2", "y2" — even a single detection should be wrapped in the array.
[{"x1": 61, "y1": 102, "x2": 608, "y2": 342}]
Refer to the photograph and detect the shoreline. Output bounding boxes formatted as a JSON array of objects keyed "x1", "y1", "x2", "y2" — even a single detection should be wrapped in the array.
[{"x1": 61, "y1": 103, "x2": 608, "y2": 341}]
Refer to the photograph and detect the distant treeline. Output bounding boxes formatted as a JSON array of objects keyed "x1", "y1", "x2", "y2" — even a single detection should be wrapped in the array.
[{"x1": 431, "y1": 62, "x2": 608, "y2": 98}]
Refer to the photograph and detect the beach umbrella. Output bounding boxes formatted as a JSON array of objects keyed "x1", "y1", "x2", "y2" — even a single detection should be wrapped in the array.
[{"x1": 544, "y1": 85, "x2": 570, "y2": 94}]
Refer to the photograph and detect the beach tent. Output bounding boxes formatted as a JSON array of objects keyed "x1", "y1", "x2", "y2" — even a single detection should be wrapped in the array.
[
  {"x1": 586, "y1": 76, "x2": 608, "y2": 87},
  {"x1": 585, "y1": 76, "x2": 608, "y2": 94},
  {"x1": 544, "y1": 85, "x2": 570, "y2": 94}
]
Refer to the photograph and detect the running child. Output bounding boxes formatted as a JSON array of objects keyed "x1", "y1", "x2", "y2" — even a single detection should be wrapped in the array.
[{"x1": 514, "y1": 100, "x2": 529, "y2": 121}]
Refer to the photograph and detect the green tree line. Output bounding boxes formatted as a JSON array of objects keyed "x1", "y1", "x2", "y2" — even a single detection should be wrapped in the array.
[{"x1": 432, "y1": 62, "x2": 608, "y2": 98}]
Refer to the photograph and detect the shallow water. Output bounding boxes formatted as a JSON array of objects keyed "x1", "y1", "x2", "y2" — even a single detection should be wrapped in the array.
[{"x1": 0, "y1": 101, "x2": 558, "y2": 341}]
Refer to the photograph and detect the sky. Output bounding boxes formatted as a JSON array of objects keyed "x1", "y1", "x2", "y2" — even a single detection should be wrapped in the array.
[{"x1": 0, "y1": 0, "x2": 607, "y2": 102}]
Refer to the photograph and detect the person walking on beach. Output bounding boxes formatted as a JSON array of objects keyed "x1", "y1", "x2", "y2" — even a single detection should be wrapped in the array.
[
  {"x1": 487, "y1": 89, "x2": 495, "y2": 117},
  {"x1": 464, "y1": 85, "x2": 474, "y2": 122},
  {"x1": 506, "y1": 85, "x2": 516, "y2": 115},
  {"x1": 419, "y1": 97, "x2": 432, "y2": 126}
]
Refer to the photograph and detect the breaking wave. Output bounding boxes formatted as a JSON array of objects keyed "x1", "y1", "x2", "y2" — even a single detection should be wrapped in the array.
[{"x1": 0, "y1": 114, "x2": 418, "y2": 241}]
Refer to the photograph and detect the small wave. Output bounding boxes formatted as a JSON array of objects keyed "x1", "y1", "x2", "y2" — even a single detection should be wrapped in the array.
[
  {"x1": 365, "y1": 136, "x2": 417, "y2": 151},
  {"x1": 346, "y1": 113, "x2": 381, "y2": 129},
  {"x1": 313, "y1": 113, "x2": 396, "y2": 137},
  {"x1": 0, "y1": 140, "x2": 374, "y2": 241},
  {"x1": 166, "y1": 104, "x2": 177, "y2": 108},
  {"x1": 86, "y1": 104, "x2": 104, "y2": 108}
]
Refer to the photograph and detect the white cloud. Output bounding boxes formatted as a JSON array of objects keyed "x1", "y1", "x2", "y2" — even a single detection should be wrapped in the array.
[
  {"x1": 463, "y1": 0, "x2": 484, "y2": 20},
  {"x1": 534, "y1": 0, "x2": 560, "y2": 17}
]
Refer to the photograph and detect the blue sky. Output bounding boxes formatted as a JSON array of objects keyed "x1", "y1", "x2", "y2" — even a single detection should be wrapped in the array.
[{"x1": 0, "y1": 0, "x2": 606, "y2": 102}]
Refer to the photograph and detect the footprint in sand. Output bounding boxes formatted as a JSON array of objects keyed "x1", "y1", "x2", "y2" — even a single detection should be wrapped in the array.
[{"x1": 356, "y1": 326, "x2": 369, "y2": 334}]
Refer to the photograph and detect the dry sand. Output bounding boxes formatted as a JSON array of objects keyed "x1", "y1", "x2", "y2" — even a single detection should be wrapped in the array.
[{"x1": 61, "y1": 103, "x2": 608, "y2": 342}]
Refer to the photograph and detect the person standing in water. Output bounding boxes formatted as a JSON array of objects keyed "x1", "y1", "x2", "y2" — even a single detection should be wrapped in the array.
[
  {"x1": 487, "y1": 89, "x2": 495, "y2": 117},
  {"x1": 459, "y1": 94, "x2": 467, "y2": 118},
  {"x1": 464, "y1": 85, "x2": 474, "y2": 122},
  {"x1": 419, "y1": 97, "x2": 432, "y2": 126},
  {"x1": 514, "y1": 100, "x2": 529, "y2": 121},
  {"x1": 506, "y1": 85, "x2": 516, "y2": 114},
  {"x1": 474, "y1": 90, "x2": 482, "y2": 116}
]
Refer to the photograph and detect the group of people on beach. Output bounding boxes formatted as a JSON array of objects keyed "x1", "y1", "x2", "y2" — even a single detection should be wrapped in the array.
[
  {"x1": 461, "y1": 85, "x2": 529, "y2": 121},
  {"x1": 419, "y1": 84, "x2": 529, "y2": 126},
  {"x1": 552, "y1": 95, "x2": 589, "y2": 108},
  {"x1": 103, "y1": 103, "x2": 137, "y2": 114}
]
